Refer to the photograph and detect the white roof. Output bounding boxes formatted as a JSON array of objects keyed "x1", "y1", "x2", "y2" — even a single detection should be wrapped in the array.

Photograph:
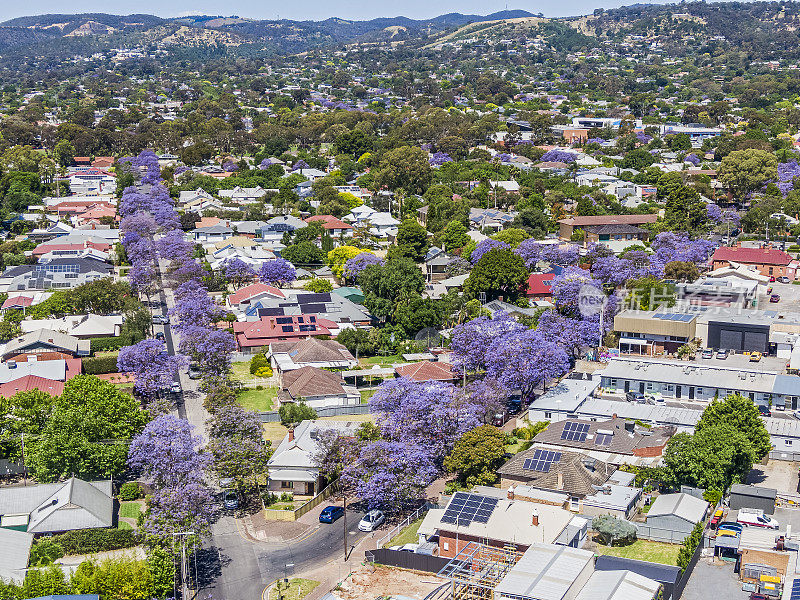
[
  {"x1": 529, "y1": 378, "x2": 599, "y2": 413},
  {"x1": 647, "y1": 493, "x2": 707, "y2": 524},
  {"x1": 268, "y1": 419, "x2": 361, "y2": 471},
  {"x1": 494, "y1": 543, "x2": 594, "y2": 599},
  {"x1": 575, "y1": 569, "x2": 661, "y2": 600},
  {"x1": 0, "y1": 528, "x2": 33, "y2": 583}
]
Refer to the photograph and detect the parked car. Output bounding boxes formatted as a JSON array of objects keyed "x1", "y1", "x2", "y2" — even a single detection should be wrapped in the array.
[
  {"x1": 155, "y1": 331, "x2": 165, "y2": 341},
  {"x1": 770, "y1": 294, "x2": 781, "y2": 303},
  {"x1": 626, "y1": 391, "x2": 646, "y2": 403},
  {"x1": 710, "y1": 508, "x2": 726, "y2": 527},
  {"x1": 319, "y1": 505, "x2": 345, "y2": 523},
  {"x1": 770, "y1": 276, "x2": 776, "y2": 282},
  {"x1": 188, "y1": 365, "x2": 201, "y2": 379},
  {"x1": 794, "y1": 409, "x2": 800, "y2": 420},
  {"x1": 757, "y1": 404, "x2": 772, "y2": 417},
  {"x1": 717, "y1": 521, "x2": 743, "y2": 534},
  {"x1": 778, "y1": 276, "x2": 791, "y2": 283},
  {"x1": 170, "y1": 381, "x2": 181, "y2": 394},
  {"x1": 701, "y1": 348, "x2": 714, "y2": 359},
  {"x1": 767, "y1": 286, "x2": 773, "y2": 294},
  {"x1": 358, "y1": 509, "x2": 386, "y2": 532},
  {"x1": 223, "y1": 489, "x2": 238, "y2": 510},
  {"x1": 389, "y1": 543, "x2": 419, "y2": 552},
  {"x1": 737, "y1": 508, "x2": 779, "y2": 529},
  {"x1": 716, "y1": 349, "x2": 729, "y2": 359},
  {"x1": 152, "y1": 315, "x2": 169, "y2": 325},
  {"x1": 750, "y1": 352, "x2": 763, "y2": 362}
]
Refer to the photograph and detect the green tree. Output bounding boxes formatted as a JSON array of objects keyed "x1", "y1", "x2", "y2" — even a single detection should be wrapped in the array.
[
  {"x1": 663, "y1": 186, "x2": 709, "y2": 233},
  {"x1": 444, "y1": 425, "x2": 508, "y2": 487},
  {"x1": 53, "y1": 139, "x2": 76, "y2": 168},
  {"x1": 439, "y1": 220, "x2": 469, "y2": 252},
  {"x1": 718, "y1": 149, "x2": 778, "y2": 201},
  {"x1": 27, "y1": 375, "x2": 149, "y2": 482},
  {"x1": 695, "y1": 394, "x2": 771, "y2": 460},
  {"x1": 304, "y1": 278, "x2": 333, "y2": 292},
  {"x1": 327, "y1": 246, "x2": 366, "y2": 278},
  {"x1": 626, "y1": 276, "x2": 676, "y2": 311},
  {"x1": 359, "y1": 258, "x2": 426, "y2": 321},
  {"x1": 283, "y1": 241, "x2": 326, "y2": 266},
  {"x1": 463, "y1": 248, "x2": 529, "y2": 302},
  {"x1": 279, "y1": 402, "x2": 318, "y2": 427},
  {"x1": 491, "y1": 228, "x2": 530, "y2": 248},
  {"x1": 664, "y1": 261, "x2": 700, "y2": 282},
  {"x1": 592, "y1": 515, "x2": 638, "y2": 546},
  {"x1": 375, "y1": 146, "x2": 432, "y2": 195},
  {"x1": 395, "y1": 218, "x2": 429, "y2": 262}
]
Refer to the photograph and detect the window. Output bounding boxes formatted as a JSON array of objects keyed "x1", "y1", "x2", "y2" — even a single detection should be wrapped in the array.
[
  {"x1": 787, "y1": 440, "x2": 793, "y2": 447},
  {"x1": 443, "y1": 541, "x2": 449, "y2": 551},
  {"x1": 610, "y1": 379, "x2": 618, "y2": 387},
  {"x1": 281, "y1": 481, "x2": 294, "y2": 489},
  {"x1": 544, "y1": 412, "x2": 552, "y2": 419}
]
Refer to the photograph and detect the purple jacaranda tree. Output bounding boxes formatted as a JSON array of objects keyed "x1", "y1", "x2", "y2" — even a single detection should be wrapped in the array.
[
  {"x1": 222, "y1": 160, "x2": 238, "y2": 172},
  {"x1": 587, "y1": 137, "x2": 606, "y2": 145},
  {"x1": 121, "y1": 213, "x2": 158, "y2": 239},
  {"x1": 258, "y1": 258, "x2": 296, "y2": 287},
  {"x1": 223, "y1": 258, "x2": 256, "y2": 289},
  {"x1": 485, "y1": 329, "x2": 571, "y2": 396},
  {"x1": 684, "y1": 153, "x2": 701, "y2": 166},
  {"x1": 343, "y1": 253, "x2": 383, "y2": 281},
  {"x1": 118, "y1": 339, "x2": 187, "y2": 399},
  {"x1": 178, "y1": 326, "x2": 237, "y2": 377},
  {"x1": 128, "y1": 414, "x2": 211, "y2": 488},
  {"x1": 458, "y1": 378, "x2": 510, "y2": 424},
  {"x1": 429, "y1": 152, "x2": 453, "y2": 166},
  {"x1": 450, "y1": 311, "x2": 526, "y2": 372},
  {"x1": 636, "y1": 131, "x2": 652, "y2": 144},
  {"x1": 369, "y1": 379, "x2": 482, "y2": 466},
  {"x1": 170, "y1": 289, "x2": 224, "y2": 330},
  {"x1": 119, "y1": 188, "x2": 153, "y2": 217},
  {"x1": 540, "y1": 149, "x2": 576, "y2": 163},
  {"x1": 651, "y1": 232, "x2": 714, "y2": 266},
  {"x1": 128, "y1": 263, "x2": 158, "y2": 300},
  {"x1": 551, "y1": 266, "x2": 604, "y2": 316},
  {"x1": 514, "y1": 240, "x2": 580, "y2": 270},
  {"x1": 156, "y1": 229, "x2": 194, "y2": 262},
  {"x1": 591, "y1": 256, "x2": 633, "y2": 287},
  {"x1": 707, "y1": 203, "x2": 722, "y2": 223},
  {"x1": 174, "y1": 165, "x2": 189, "y2": 176},
  {"x1": 341, "y1": 440, "x2": 438, "y2": 510},
  {"x1": 470, "y1": 239, "x2": 510, "y2": 264},
  {"x1": 495, "y1": 153, "x2": 512, "y2": 162},
  {"x1": 208, "y1": 403, "x2": 263, "y2": 439},
  {"x1": 291, "y1": 159, "x2": 310, "y2": 172},
  {"x1": 167, "y1": 257, "x2": 206, "y2": 287},
  {"x1": 143, "y1": 481, "x2": 216, "y2": 542},
  {"x1": 259, "y1": 158, "x2": 275, "y2": 170},
  {"x1": 777, "y1": 160, "x2": 800, "y2": 196}
]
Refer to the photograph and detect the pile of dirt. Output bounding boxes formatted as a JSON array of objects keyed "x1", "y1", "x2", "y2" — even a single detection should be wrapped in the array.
[{"x1": 334, "y1": 564, "x2": 444, "y2": 600}]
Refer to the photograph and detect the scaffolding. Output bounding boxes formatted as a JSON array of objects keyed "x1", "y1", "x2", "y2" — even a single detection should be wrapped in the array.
[{"x1": 437, "y1": 543, "x2": 523, "y2": 600}]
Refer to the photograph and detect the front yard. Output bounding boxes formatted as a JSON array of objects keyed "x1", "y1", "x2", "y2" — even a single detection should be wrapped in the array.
[
  {"x1": 237, "y1": 386, "x2": 280, "y2": 412},
  {"x1": 383, "y1": 517, "x2": 422, "y2": 548},
  {"x1": 592, "y1": 539, "x2": 680, "y2": 566}
]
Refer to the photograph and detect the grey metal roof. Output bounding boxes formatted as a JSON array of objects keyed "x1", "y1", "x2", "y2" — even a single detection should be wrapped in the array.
[
  {"x1": 3, "y1": 329, "x2": 90, "y2": 357},
  {"x1": 730, "y1": 484, "x2": 777, "y2": 499},
  {"x1": 494, "y1": 543, "x2": 594, "y2": 599},
  {"x1": 582, "y1": 484, "x2": 641, "y2": 512},
  {"x1": 0, "y1": 528, "x2": 33, "y2": 583},
  {"x1": 647, "y1": 492, "x2": 707, "y2": 524},
  {"x1": 593, "y1": 555, "x2": 680, "y2": 584},
  {"x1": 577, "y1": 398, "x2": 702, "y2": 428},
  {"x1": 529, "y1": 379, "x2": 600, "y2": 413},
  {"x1": 574, "y1": 569, "x2": 661, "y2": 600},
  {"x1": 772, "y1": 374, "x2": 800, "y2": 396}
]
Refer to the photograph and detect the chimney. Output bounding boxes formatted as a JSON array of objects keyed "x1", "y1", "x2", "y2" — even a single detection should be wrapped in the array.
[
  {"x1": 507, "y1": 486, "x2": 515, "y2": 501},
  {"x1": 557, "y1": 473, "x2": 564, "y2": 490},
  {"x1": 612, "y1": 413, "x2": 617, "y2": 419},
  {"x1": 288, "y1": 428, "x2": 294, "y2": 442},
  {"x1": 531, "y1": 509, "x2": 539, "y2": 527}
]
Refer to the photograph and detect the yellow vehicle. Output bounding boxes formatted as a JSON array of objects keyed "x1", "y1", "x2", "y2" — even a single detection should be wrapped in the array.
[{"x1": 750, "y1": 352, "x2": 763, "y2": 362}]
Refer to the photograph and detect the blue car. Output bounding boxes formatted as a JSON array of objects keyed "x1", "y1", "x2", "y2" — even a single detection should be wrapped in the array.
[{"x1": 319, "y1": 505, "x2": 345, "y2": 523}]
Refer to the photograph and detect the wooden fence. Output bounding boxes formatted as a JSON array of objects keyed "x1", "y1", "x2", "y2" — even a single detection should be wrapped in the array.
[{"x1": 263, "y1": 481, "x2": 340, "y2": 521}]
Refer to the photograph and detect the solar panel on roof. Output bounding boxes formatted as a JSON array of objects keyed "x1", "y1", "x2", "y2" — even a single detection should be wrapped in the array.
[
  {"x1": 595, "y1": 433, "x2": 613, "y2": 446},
  {"x1": 276, "y1": 316, "x2": 293, "y2": 324},
  {"x1": 281, "y1": 325, "x2": 294, "y2": 332},
  {"x1": 523, "y1": 449, "x2": 562, "y2": 472},
  {"x1": 441, "y1": 492, "x2": 498, "y2": 527},
  {"x1": 561, "y1": 421, "x2": 589, "y2": 442}
]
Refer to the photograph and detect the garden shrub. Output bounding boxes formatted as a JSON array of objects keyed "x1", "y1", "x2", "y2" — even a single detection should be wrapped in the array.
[
  {"x1": 48, "y1": 528, "x2": 141, "y2": 555},
  {"x1": 82, "y1": 355, "x2": 120, "y2": 375},
  {"x1": 250, "y1": 353, "x2": 269, "y2": 375},
  {"x1": 118, "y1": 482, "x2": 141, "y2": 501},
  {"x1": 29, "y1": 539, "x2": 65, "y2": 566}
]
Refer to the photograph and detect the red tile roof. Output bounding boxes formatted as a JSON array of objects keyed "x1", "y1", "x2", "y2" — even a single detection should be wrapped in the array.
[
  {"x1": 305, "y1": 215, "x2": 353, "y2": 230},
  {"x1": 2, "y1": 296, "x2": 33, "y2": 309},
  {"x1": 526, "y1": 273, "x2": 555, "y2": 296},
  {"x1": 712, "y1": 246, "x2": 793, "y2": 266},
  {"x1": 33, "y1": 241, "x2": 112, "y2": 256},
  {"x1": 233, "y1": 315, "x2": 334, "y2": 347},
  {"x1": 227, "y1": 282, "x2": 286, "y2": 306},
  {"x1": 559, "y1": 214, "x2": 659, "y2": 227},
  {"x1": 0, "y1": 375, "x2": 64, "y2": 396},
  {"x1": 395, "y1": 361, "x2": 456, "y2": 382}
]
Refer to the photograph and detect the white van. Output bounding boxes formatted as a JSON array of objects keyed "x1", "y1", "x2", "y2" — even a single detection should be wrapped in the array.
[{"x1": 736, "y1": 508, "x2": 779, "y2": 529}]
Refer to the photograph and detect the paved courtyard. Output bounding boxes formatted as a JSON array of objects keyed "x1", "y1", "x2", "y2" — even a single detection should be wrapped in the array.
[{"x1": 681, "y1": 558, "x2": 749, "y2": 600}]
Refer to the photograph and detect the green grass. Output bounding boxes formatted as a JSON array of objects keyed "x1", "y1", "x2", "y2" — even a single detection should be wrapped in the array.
[
  {"x1": 119, "y1": 502, "x2": 142, "y2": 519},
  {"x1": 231, "y1": 361, "x2": 255, "y2": 382},
  {"x1": 383, "y1": 517, "x2": 423, "y2": 548},
  {"x1": 237, "y1": 387, "x2": 279, "y2": 412},
  {"x1": 269, "y1": 578, "x2": 320, "y2": 600},
  {"x1": 593, "y1": 539, "x2": 680, "y2": 566},
  {"x1": 359, "y1": 355, "x2": 404, "y2": 368},
  {"x1": 504, "y1": 440, "x2": 533, "y2": 455},
  {"x1": 118, "y1": 521, "x2": 134, "y2": 530},
  {"x1": 360, "y1": 389, "x2": 377, "y2": 404}
]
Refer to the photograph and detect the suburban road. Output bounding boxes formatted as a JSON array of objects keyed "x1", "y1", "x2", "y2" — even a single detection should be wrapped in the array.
[{"x1": 150, "y1": 274, "x2": 370, "y2": 600}]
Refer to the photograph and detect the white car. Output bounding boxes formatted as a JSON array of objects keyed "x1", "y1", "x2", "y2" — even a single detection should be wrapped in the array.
[
  {"x1": 358, "y1": 509, "x2": 385, "y2": 532},
  {"x1": 389, "y1": 543, "x2": 419, "y2": 553}
]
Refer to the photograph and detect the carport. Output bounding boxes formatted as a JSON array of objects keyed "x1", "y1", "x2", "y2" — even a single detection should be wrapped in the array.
[{"x1": 714, "y1": 531, "x2": 741, "y2": 561}]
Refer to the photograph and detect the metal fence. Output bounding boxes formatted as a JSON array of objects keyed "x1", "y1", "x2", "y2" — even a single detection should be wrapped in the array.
[
  {"x1": 256, "y1": 403, "x2": 371, "y2": 423},
  {"x1": 769, "y1": 449, "x2": 800, "y2": 462},
  {"x1": 375, "y1": 502, "x2": 435, "y2": 549},
  {"x1": 634, "y1": 523, "x2": 693, "y2": 544},
  {"x1": 365, "y1": 548, "x2": 450, "y2": 573}
]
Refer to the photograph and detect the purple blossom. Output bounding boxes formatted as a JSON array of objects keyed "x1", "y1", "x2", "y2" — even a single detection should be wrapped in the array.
[
  {"x1": 174, "y1": 165, "x2": 189, "y2": 176},
  {"x1": 496, "y1": 153, "x2": 512, "y2": 162},
  {"x1": 118, "y1": 340, "x2": 187, "y2": 398},
  {"x1": 178, "y1": 325, "x2": 236, "y2": 377},
  {"x1": 429, "y1": 152, "x2": 453, "y2": 166},
  {"x1": 652, "y1": 232, "x2": 714, "y2": 267},
  {"x1": 684, "y1": 153, "x2": 701, "y2": 166},
  {"x1": 143, "y1": 481, "x2": 216, "y2": 540},
  {"x1": 636, "y1": 132, "x2": 652, "y2": 144},
  {"x1": 224, "y1": 258, "x2": 256, "y2": 288},
  {"x1": 450, "y1": 312, "x2": 525, "y2": 372},
  {"x1": 707, "y1": 203, "x2": 722, "y2": 223},
  {"x1": 343, "y1": 253, "x2": 384, "y2": 280},
  {"x1": 222, "y1": 160, "x2": 238, "y2": 172},
  {"x1": 485, "y1": 328, "x2": 571, "y2": 395},
  {"x1": 586, "y1": 137, "x2": 606, "y2": 145},
  {"x1": 550, "y1": 266, "x2": 603, "y2": 314},
  {"x1": 156, "y1": 230, "x2": 193, "y2": 262},
  {"x1": 777, "y1": 160, "x2": 800, "y2": 196},
  {"x1": 470, "y1": 239, "x2": 510, "y2": 264},
  {"x1": 540, "y1": 149, "x2": 576, "y2": 163},
  {"x1": 259, "y1": 258, "x2": 296, "y2": 286},
  {"x1": 291, "y1": 159, "x2": 310, "y2": 172}
]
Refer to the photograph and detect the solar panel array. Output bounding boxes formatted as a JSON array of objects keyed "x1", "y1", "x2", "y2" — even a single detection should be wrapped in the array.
[
  {"x1": 561, "y1": 421, "x2": 590, "y2": 442},
  {"x1": 653, "y1": 313, "x2": 694, "y2": 322},
  {"x1": 441, "y1": 492, "x2": 498, "y2": 526},
  {"x1": 792, "y1": 579, "x2": 800, "y2": 600},
  {"x1": 595, "y1": 433, "x2": 613, "y2": 446},
  {"x1": 522, "y1": 449, "x2": 562, "y2": 473}
]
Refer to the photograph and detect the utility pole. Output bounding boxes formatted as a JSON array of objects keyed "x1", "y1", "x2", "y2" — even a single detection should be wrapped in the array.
[
  {"x1": 173, "y1": 531, "x2": 195, "y2": 600},
  {"x1": 343, "y1": 494, "x2": 348, "y2": 561},
  {"x1": 20, "y1": 433, "x2": 26, "y2": 486}
]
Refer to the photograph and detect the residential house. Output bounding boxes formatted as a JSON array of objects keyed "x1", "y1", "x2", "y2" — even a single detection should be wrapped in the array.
[
  {"x1": 0, "y1": 477, "x2": 112, "y2": 534},
  {"x1": 497, "y1": 448, "x2": 615, "y2": 511},
  {"x1": 526, "y1": 273, "x2": 555, "y2": 300},
  {"x1": 469, "y1": 207, "x2": 517, "y2": 231},
  {"x1": 737, "y1": 527, "x2": 793, "y2": 597},
  {"x1": 1, "y1": 293, "x2": 50, "y2": 313},
  {"x1": 418, "y1": 491, "x2": 574, "y2": 558},
  {"x1": 0, "y1": 257, "x2": 112, "y2": 293},
  {"x1": 19, "y1": 314, "x2": 123, "y2": 339},
  {"x1": 0, "y1": 359, "x2": 80, "y2": 384},
  {"x1": 525, "y1": 377, "x2": 600, "y2": 423},
  {"x1": 233, "y1": 315, "x2": 337, "y2": 353},
  {"x1": 710, "y1": 246, "x2": 794, "y2": 279},
  {"x1": 244, "y1": 292, "x2": 372, "y2": 327},
  {"x1": 266, "y1": 420, "x2": 361, "y2": 495},
  {"x1": 261, "y1": 215, "x2": 307, "y2": 235},
  {"x1": 363, "y1": 212, "x2": 400, "y2": 238},
  {"x1": 424, "y1": 248, "x2": 459, "y2": 282},
  {"x1": 305, "y1": 215, "x2": 353, "y2": 238},
  {"x1": 279, "y1": 366, "x2": 360, "y2": 408},
  {"x1": 219, "y1": 186, "x2": 268, "y2": 204},
  {"x1": 583, "y1": 224, "x2": 649, "y2": 250},
  {"x1": 191, "y1": 224, "x2": 234, "y2": 244},
  {"x1": 645, "y1": 493, "x2": 708, "y2": 540},
  {"x1": 2, "y1": 330, "x2": 90, "y2": 361},
  {"x1": 395, "y1": 361, "x2": 457, "y2": 382},
  {"x1": 207, "y1": 237, "x2": 277, "y2": 271},
  {"x1": 268, "y1": 337, "x2": 357, "y2": 374},
  {"x1": 557, "y1": 215, "x2": 658, "y2": 242},
  {"x1": 0, "y1": 528, "x2": 33, "y2": 583},
  {"x1": 677, "y1": 277, "x2": 760, "y2": 309},
  {"x1": 578, "y1": 470, "x2": 642, "y2": 520},
  {"x1": 225, "y1": 282, "x2": 286, "y2": 310},
  {"x1": 0, "y1": 375, "x2": 64, "y2": 397}
]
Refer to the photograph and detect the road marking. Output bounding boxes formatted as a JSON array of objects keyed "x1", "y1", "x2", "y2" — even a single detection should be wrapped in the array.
[{"x1": 262, "y1": 578, "x2": 279, "y2": 600}]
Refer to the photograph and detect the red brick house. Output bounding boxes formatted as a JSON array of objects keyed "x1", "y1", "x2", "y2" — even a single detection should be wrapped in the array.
[
  {"x1": 233, "y1": 314, "x2": 337, "y2": 353},
  {"x1": 711, "y1": 246, "x2": 794, "y2": 279}
]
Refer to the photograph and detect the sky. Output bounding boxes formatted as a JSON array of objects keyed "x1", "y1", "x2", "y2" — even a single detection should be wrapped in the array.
[{"x1": 0, "y1": 0, "x2": 670, "y2": 23}]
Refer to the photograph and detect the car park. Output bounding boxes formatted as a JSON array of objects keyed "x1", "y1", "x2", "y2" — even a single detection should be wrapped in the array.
[
  {"x1": 358, "y1": 509, "x2": 386, "y2": 531},
  {"x1": 319, "y1": 505, "x2": 345, "y2": 523}
]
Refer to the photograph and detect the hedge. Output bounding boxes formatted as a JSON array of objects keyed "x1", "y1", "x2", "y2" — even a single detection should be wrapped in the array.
[
  {"x1": 83, "y1": 355, "x2": 119, "y2": 375},
  {"x1": 47, "y1": 527, "x2": 142, "y2": 555},
  {"x1": 90, "y1": 336, "x2": 130, "y2": 354}
]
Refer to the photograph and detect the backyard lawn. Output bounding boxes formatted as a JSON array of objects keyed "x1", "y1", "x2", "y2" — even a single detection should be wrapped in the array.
[
  {"x1": 237, "y1": 387, "x2": 279, "y2": 412},
  {"x1": 383, "y1": 517, "x2": 422, "y2": 548},
  {"x1": 119, "y1": 502, "x2": 142, "y2": 519},
  {"x1": 358, "y1": 355, "x2": 405, "y2": 368},
  {"x1": 593, "y1": 539, "x2": 680, "y2": 566},
  {"x1": 269, "y1": 578, "x2": 320, "y2": 600},
  {"x1": 360, "y1": 389, "x2": 377, "y2": 403}
]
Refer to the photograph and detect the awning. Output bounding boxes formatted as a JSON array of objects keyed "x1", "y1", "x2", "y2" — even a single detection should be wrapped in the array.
[
  {"x1": 714, "y1": 535, "x2": 740, "y2": 549},
  {"x1": 268, "y1": 469, "x2": 318, "y2": 483}
]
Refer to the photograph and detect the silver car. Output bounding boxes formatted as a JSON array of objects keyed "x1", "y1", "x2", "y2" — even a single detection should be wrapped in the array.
[{"x1": 358, "y1": 509, "x2": 385, "y2": 532}]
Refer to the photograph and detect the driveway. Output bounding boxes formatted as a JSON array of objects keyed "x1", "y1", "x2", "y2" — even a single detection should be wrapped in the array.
[
  {"x1": 746, "y1": 460, "x2": 799, "y2": 493},
  {"x1": 681, "y1": 558, "x2": 749, "y2": 600}
]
